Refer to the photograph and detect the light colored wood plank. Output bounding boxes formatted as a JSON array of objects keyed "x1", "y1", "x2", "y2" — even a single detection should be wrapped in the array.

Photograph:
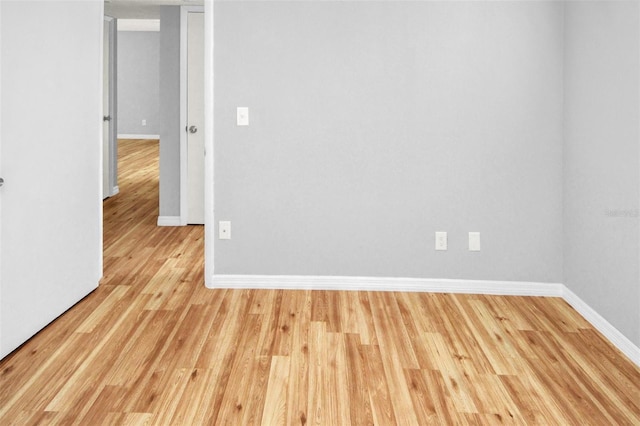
[
  {"x1": 344, "y1": 333, "x2": 375, "y2": 425},
  {"x1": 307, "y1": 321, "x2": 327, "y2": 425},
  {"x1": 327, "y1": 331, "x2": 351, "y2": 424},
  {"x1": 114, "y1": 412, "x2": 153, "y2": 426},
  {"x1": 261, "y1": 356, "x2": 290, "y2": 426},
  {"x1": 75, "y1": 285, "x2": 130, "y2": 333},
  {"x1": 361, "y1": 344, "x2": 397, "y2": 425},
  {"x1": 369, "y1": 291, "x2": 421, "y2": 423},
  {"x1": 169, "y1": 368, "x2": 216, "y2": 425},
  {"x1": 214, "y1": 313, "x2": 265, "y2": 424},
  {"x1": 424, "y1": 332, "x2": 479, "y2": 415},
  {"x1": 404, "y1": 369, "x2": 440, "y2": 424},
  {"x1": 450, "y1": 294, "x2": 520, "y2": 375},
  {"x1": 240, "y1": 356, "x2": 272, "y2": 425},
  {"x1": 285, "y1": 291, "x2": 311, "y2": 426},
  {"x1": 147, "y1": 368, "x2": 192, "y2": 425}
]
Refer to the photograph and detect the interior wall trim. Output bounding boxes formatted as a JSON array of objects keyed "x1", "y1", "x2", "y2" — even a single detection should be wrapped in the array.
[
  {"x1": 562, "y1": 286, "x2": 640, "y2": 367},
  {"x1": 210, "y1": 274, "x2": 564, "y2": 296},
  {"x1": 157, "y1": 216, "x2": 182, "y2": 227}
]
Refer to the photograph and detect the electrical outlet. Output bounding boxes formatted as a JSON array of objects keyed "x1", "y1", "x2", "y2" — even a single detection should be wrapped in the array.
[
  {"x1": 469, "y1": 232, "x2": 481, "y2": 251},
  {"x1": 142, "y1": 119, "x2": 147, "y2": 126},
  {"x1": 219, "y1": 221, "x2": 231, "y2": 240},
  {"x1": 237, "y1": 107, "x2": 249, "y2": 126},
  {"x1": 435, "y1": 232, "x2": 447, "y2": 251}
]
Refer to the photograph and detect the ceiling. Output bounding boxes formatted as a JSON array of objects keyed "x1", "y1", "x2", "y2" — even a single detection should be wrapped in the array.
[{"x1": 104, "y1": 0, "x2": 204, "y2": 19}]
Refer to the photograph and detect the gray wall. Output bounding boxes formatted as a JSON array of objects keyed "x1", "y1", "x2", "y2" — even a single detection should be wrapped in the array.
[
  {"x1": 159, "y1": 6, "x2": 181, "y2": 217},
  {"x1": 564, "y1": 1, "x2": 640, "y2": 346},
  {"x1": 214, "y1": 1, "x2": 564, "y2": 282},
  {"x1": 117, "y1": 30, "x2": 160, "y2": 135}
]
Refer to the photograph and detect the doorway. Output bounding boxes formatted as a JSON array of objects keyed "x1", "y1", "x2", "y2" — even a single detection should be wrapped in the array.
[
  {"x1": 112, "y1": 15, "x2": 161, "y2": 224},
  {"x1": 102, "y1": 2, "x2": 213, "y2": 286}
]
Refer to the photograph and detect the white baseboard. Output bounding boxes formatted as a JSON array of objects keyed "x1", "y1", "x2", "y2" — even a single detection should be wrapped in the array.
[
  {"x1": 209, "y1": 274, "x2": 639, "y2": 367},
  {"x1": 102, "y1": 186, "x2": 120, "y2": 200},
  {"x1": 157, "y1": 216, "x2": 182, "y2": 227},
  {"x1": 117, "y1": 134, "x2": 160, "y2": 140},
  {"x1": 210, "y1": 274, "x2": 564, "y2": 297},
  {"x1": 562, "y1": 286, "x2": 640, "y2": 366}
]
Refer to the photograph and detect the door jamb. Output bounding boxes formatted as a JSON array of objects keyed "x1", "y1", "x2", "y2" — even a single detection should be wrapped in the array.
[
  {"x1": 204, "y1": 0, "x2": 214, "y2": 286},
  {"x1": 0, "y1": 0, "x2": 4, "y2": 352}
]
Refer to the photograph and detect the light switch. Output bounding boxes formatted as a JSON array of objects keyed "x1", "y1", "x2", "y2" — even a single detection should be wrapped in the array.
[
  {"x1": 435, "y1": 232, "x2": 447, "y2": 251},
  {"x1": 219, "y1": 221, "x2": 231, "y2": 240},
  {"x1": 237, "y1": 107, "x2": 249, "y2": 126},
  {"x1": 469, "y1": 232, "x2": 480, "y2": 251}
]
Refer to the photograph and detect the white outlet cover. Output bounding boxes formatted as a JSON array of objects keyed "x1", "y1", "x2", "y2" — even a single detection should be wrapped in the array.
[
  {"x1": 469, "y1": 232, "x2": 481, "y2": 251},
  {"x1": 435, "y1": 231, "x2": 447, "y2": 251},
  {"x1": 219, "y1": 221, "x2": 231, "y2": 240},
  {"x1": 237, "y1": 107, "x2": 249, "y2": 126}
]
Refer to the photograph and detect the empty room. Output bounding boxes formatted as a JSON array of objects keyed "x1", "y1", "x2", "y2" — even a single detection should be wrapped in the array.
[{"x1": 1, "y1": 0, "x2": 639, "y2": 424}]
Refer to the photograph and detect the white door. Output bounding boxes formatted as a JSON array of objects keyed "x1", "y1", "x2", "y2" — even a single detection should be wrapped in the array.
[
  {"x1": 103, "y1": 16, "x2": 118, "y2": 200},
  {"x1": 187, "y1": 12, "x2": 205, "y2": 225},
  {"x1": 0, "y1": 1, "x2": 103, "y2": 359},
  {"x1": 103, "y1": 18, "x2": 112, "y2": 199}
]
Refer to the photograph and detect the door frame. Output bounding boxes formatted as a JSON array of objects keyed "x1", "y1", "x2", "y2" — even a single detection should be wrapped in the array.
[
  {"x1": 179, "y1": 5, "x2": 204, "y2": 226},
  {"x1": 0, "y1": 0, "x2": 4, "y2": 351},
  {"x1": 180, "y1": 2, "x2": 214, "y2": 286},
  {"x1": 204, "y1": 0, "x2": 214, "y2": 285},
  {"x1": 104, "y1": 15, "x2": 119, "y2": 198}
]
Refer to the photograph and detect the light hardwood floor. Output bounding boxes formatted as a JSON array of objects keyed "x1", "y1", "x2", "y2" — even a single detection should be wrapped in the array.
[{"x1": 0, "y1": 138, "x2": 639, "y2": 424}]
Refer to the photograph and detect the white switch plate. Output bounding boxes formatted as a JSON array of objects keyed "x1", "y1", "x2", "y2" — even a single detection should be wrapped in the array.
[
  {"x1": 237, "y1": 107, "x2": 249, "y2": 126},
  {"x1": 435, "y1": 232, "x2": 447, "y2": 251},
  {"x1": 219, "y1": 221, "x2": 231, "y2": 240},
  {"x1": 469, "y1": 232, "x2": 481, "y2": 251}
]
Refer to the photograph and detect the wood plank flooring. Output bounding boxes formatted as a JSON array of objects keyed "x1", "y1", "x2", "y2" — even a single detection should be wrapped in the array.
[{"x1": 1, "y1": 138, "x2": 639, "y2": 424}]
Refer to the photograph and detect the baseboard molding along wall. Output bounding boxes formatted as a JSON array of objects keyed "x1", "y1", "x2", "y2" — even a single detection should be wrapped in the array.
[
  {"x1": 157, "y1": 216, "x2": 182, "y2": 227},
  {"x1": 211, "y1": 274, "x2": 564, "y2": 296},
  {"x1": 210, "y1": 274, "x2": 640, "y2": 367},
  {"x1": 117, "y1": 134, "x2": 160, "y2": 140},
  {"x1": 561, "y1": 286, "x2": 640, "y2": 367}
]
